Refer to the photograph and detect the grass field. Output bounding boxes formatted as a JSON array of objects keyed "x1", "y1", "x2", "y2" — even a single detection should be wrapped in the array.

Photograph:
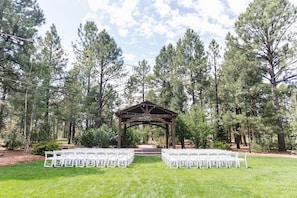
[{"x1": 0, "y1": 155, "x2": 296, "y2": 198}]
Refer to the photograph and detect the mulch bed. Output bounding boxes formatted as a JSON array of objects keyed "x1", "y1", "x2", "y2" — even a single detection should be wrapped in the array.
[{"x1": 0, "y1": 150, "x2": 44, "y2": 167}]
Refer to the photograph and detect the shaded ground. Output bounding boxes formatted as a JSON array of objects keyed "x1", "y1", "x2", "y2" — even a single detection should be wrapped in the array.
[{"x1": 0, "y1": 150, "x2": 44, "y2": 167}]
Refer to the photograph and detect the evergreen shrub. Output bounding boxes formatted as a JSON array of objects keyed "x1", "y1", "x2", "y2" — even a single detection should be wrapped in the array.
[
  {"x1": 5, "y1": 131, "x2": 23, "y2": 150},
  {"x1": 32, "y1": 141, "x2": 60, "y2": 155}
]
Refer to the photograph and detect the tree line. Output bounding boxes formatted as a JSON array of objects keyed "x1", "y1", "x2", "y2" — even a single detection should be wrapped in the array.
[{"x1": 1, "y1": 0, "x2": 297, "y2": 152}]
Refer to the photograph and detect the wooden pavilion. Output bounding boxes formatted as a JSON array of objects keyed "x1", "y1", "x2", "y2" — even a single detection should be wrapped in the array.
[{"x1": 115, "y1": 100, "x2": 178, "y2": 148}]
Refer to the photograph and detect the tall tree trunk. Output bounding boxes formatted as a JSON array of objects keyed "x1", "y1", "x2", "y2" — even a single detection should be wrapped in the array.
[
  {"x1": 0, "y1": 88, "x2": 7, "y2": 130},
  {"x1": 190, "y1": 72, "x2": 196, "y2": 105},
  {"x1": 271, "y1": 71, "x2": 286, "y2": 151},
  {"x1": 235, "y1": 107, "x2": 242, "y2": 149},
  {"x1": 242, "y1": 134, "x2": 247, "y2": 146},
  {"x1": 86, "y1": 69, "x2": 91, "y2": 129},
  {"x1": 24, "y1": 88, "x2": 29, "y2": 152},
  {"x1": 180, "y1": 131, "x2": 185, "y2": 149},
  {"x1": 45, "y1": 89, "x2": 50, "y2": 123},
  {"x1": 67, "y1": 120, "x2": 72, "y2": 144},
  {"x1": 142, "y1": 80, "x2": 145, "y2": 102},
  {"x1": 72, "y1": 121, "x2": 76, "y2": 140},
  {"x1": 96, "y1": 60, "x2": 104, "y2": 128}
]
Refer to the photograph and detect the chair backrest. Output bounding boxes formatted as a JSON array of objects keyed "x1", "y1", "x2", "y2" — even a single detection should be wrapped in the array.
[
  {"x1": 86, "y1": 151, "x2": 96, "y2": 159},
  {"x1": 179, "y1": 153, "x2": 189, "y2": 160},
  {"x1": 189, "y1": 153, "x2": 198, "y2": 160},
  {"x1": 168, "y1": 153, "x2": 178, "y2": 160},
  {"x1": 54, "y1": 150, "x2": 64, "y2": 157},
  {"x1": 198, "y1": 152, "x2": 209, "y2": 160},
  {"x1": 107, "y1": 152, "x2": 117, "y2": 159},
  {"x1": 45, "y1": 151, "x2": 54, "y2": 158},
  {"x1": 64, "y1": 150, "x2": 75, "y2": 158},
  {"x1": 76, "y1": 151, "x2": 86, "y2": 158}
]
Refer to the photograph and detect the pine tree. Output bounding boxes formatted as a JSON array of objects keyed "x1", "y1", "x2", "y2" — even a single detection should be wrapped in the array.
[
  {"x1": 234, "y1": 0, "x2": 297, "y2": 151},
  {"x1": 175, "y1": 29, "x2": 208, "y2": 107}
]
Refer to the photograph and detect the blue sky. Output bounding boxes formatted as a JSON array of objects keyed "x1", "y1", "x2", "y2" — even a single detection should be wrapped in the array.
[{"x1": 36, "y1": 0, "x2": 297, "y2": 68}]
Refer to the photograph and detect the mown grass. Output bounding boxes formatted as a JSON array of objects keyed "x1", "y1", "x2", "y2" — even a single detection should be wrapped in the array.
[{"x1": 0, "y1": 155, "x2": 296, "y2": 198}]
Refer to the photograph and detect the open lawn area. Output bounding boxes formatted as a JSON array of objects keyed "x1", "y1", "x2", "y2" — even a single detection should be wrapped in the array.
[{"x1": 0, "y1": 155, "x2": 296, "y2": 198}]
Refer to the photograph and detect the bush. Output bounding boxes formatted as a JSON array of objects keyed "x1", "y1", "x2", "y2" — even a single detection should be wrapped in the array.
[
  {"x1": 81, "y1": 125, "x2": 118, "y2": 148},
  {"x1": 32, "y1": 141, "x2": 60, "y2": 155},
  {"x1": 213, "y1": 141, "x2": 230, "y2": 150},
  {"x1": 5, "y1": 131, "x2": 23, "y2": 150},
  {"x1": 250, "y1": 142, "x2": 266, "y2": 153},
  {"x1": 81, "y1": 130, "x2": 95, "y2": 147},
  {"x1": 126, "y1": 128, "x2": 141, "y2": 148},
  {"x1": 95, "y1": 125, "x2": 116, "y2": 147}
]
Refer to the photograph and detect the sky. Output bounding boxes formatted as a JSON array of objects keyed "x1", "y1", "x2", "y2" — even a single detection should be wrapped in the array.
[{"x1": 36, "y1": 0, "x2": 297, "y2": 69}]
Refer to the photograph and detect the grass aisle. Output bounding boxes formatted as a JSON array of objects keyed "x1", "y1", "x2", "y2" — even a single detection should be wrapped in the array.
[{"x1": 0, "y1": 155, "x2": 296, "y2": 198}]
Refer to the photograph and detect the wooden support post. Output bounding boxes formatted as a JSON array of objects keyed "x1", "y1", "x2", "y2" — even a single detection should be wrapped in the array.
[
  {"x1": 171, "y1": 116, "x2": 176, "y2": 149},
  {"x1": 166, "y1": 124, "x2": 169, "y2": 148},
  {"x1": 123, "y1": 124, "x2": 127, "y2": 148}
]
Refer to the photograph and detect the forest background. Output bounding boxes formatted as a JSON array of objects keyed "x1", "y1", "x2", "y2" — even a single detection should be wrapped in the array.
[{"x1": 1, "y1": 0, "x2": 297, "y2": 153}]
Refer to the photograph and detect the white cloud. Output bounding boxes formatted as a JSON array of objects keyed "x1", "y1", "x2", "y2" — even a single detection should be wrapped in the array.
[
  {"x1": 108, "y1": 0, "x2": 139, "y2": 27},
  {"x1": 137, "y1": 15, "x2": 156, "y2": 38},
  {"x1": 82, "y1": 12, "x2": 97, "y2": 23},
  {"x1": 123, "y1": 53, "x2": 136, "y2": 63},
  {"x1": 153, "y1": 0, "x2": 172, "y2": 18},
  {"x1": 87, "y1": 0, "x2": 109, "y2": 12},
  {"x1": 195, "y1": 0, "x2": 225, "y2": 19},
  {"x1": 219, "y1": 14, "x2": 234, "y2": 28},
  {"x1": 153, "y1": 23, "x2": 168, "y2": 35},
  {"x1": 82, "y1": 0, "x2": 261, "y2": 67},
  {"x1": 118, "y1": 28, "x2": 128, "y2": 37},
  {"x1": 226, "y1": 0, "x2": 251, "y2": 15},
  {"x1": 177, "y1": 0, "x2": 193, "y2": 8}
]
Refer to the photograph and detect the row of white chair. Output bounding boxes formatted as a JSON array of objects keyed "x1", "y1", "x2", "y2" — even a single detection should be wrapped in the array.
[
  {"x1": 44, "y1": 149, "x2": 135, "y2": 168},
  {"x1": 161, "y1": 149, "x2": 248, "y2": 169}
]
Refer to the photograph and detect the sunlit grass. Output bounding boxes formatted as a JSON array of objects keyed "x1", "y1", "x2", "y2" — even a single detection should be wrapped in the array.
[{"x1": 0, "y1": 156, "x2": 296, "y2": 198}]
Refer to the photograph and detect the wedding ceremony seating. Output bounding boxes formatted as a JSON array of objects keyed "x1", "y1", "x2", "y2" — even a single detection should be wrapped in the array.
[
  {"x1": 161, "y1": 149, "x2": 248, "y2": 169},
  {"x1": 44, "y1": 148, "x2": 135, "y2": 168}
]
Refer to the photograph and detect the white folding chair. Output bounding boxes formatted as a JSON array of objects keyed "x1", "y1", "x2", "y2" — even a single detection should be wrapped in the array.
[
  {"x1": 106, "y1": 152, "x2": 117, "y2": 168},
  {"x1": 127, "y1": 150, "x2": 135, "y2": 165},
  {"x1": 229, "y1": 152, "x2": 240, "y2": 168},
  {"x1": 53, "y1": 150, "x2": 64, "y2": 167},
  {"x1": 96, "y1": 151, "x2": 107, "y2": 168},
  {"x1": 117, "y1": 152, "x2": 129, "y2": 168},
  {"x1": 188, "y1": 153, "x2": 199, "y2": 168},
  {"x1": 217, "y1": 152, "x2": 230, "y2": 168},
  {"x1": 64, "y1": 150, "x2": 76, "y2": 167},
  {"x1": 198, "y1": 153, "x2": 209, "y2": 168},
  {"x1": 178, "y1": 153, "x2": 189, "y2": 168},
  {"x1": 85, "y1": 151, "x2": 97, "y2": 167},
  {"x1": 238, "y1": 153, "x2": 248, "y2": 168},
  {"x1": 44, "y1": 151, "x2": 54, "y2": 167},
  {"x1": 75, "y1": 151, "x2": 86, "y2": 167},
  {"x1": 168, "y1": 153, "x2": 179, "y2": 168},
  {"x1": 208, "y1": 152, "x2": 219, "y2": 168}
]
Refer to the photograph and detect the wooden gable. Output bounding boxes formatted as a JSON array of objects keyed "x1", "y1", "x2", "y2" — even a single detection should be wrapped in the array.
[{"x1": 116, "y1": 100, "x2": 177, "y2": 125}]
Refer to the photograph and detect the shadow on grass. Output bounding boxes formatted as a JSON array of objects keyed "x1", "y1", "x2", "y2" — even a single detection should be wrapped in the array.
[{"x1": 0, "y1": 160, "x2": 105, "y2": 181}]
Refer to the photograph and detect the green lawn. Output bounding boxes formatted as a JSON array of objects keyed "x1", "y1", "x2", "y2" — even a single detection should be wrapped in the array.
[{"x1": 0, "y1": 155, "x2": 296, "y2": 198}]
